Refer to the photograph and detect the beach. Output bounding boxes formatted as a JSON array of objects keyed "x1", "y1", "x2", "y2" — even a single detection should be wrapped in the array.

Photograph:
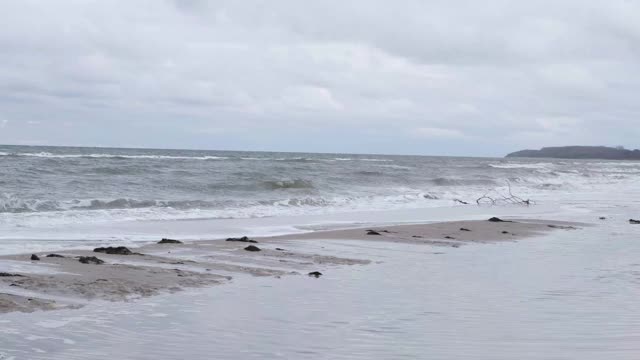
[
  {"x1": 2, "y1": 213, "x2": 640, "y2": 359},
  {"x1": 1, "y1": 218, "x2": 578, "y2": 314},
  {"x1": 1, "y1": 146, "x2": 640, "y2": 359}
]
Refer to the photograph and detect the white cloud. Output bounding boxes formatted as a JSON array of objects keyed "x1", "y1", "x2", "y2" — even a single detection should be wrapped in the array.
[
  {"x1": 414, "y1": 127, "x2": 466, "y2": 139},
  {"x1": 0, "y1": 0, "x2": 638, "y2": 155},
  {"x1": 536, "y1": 116, "x2": 582, "y2": 133}
]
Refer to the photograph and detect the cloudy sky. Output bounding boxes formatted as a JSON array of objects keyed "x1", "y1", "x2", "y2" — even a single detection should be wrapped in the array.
[{"x1": 1, "y1": 0, "x2": 639, "y2": 156}]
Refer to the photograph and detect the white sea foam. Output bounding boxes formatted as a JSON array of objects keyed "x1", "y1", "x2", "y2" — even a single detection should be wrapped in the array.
[
  {"x1": 2, "y1": 146, "x2": 640, "y2": 249},
  {"x1": 0, "y1": 152, "x2": 228, "y2": 160},
  {"x1": 0, "y1": 152, "x2": 397, "y2": 163},
  {"x1": 488, "y1": 163, "x2": 554, "y2": 169}
]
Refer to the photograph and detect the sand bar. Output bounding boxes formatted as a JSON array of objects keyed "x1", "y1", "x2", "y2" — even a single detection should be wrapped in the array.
[{"x1": 0, "y1": 218, "x2": 581, "y2": 314}]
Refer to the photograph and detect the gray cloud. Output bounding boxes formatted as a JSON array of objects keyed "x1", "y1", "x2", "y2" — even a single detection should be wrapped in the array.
[{"x1": 0, "y1": 0, "x2": 639, "y2": 155}]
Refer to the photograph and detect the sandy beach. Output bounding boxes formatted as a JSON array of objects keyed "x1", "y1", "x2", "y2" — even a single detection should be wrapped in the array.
[{"x1": 0, "y1": 218, "x2": 580, "y2": 314}]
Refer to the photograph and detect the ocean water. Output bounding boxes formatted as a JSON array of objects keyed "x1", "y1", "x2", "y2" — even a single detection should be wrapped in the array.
[
  {"x1": 2, "y1": 214, "x2": 640, "y2": 359},
  {"x1": 2, "y1": 145, "x2": 640, "y2": 359},
  {"x1": 1, "y1": 144, "x2": 639, "y2": 248}
]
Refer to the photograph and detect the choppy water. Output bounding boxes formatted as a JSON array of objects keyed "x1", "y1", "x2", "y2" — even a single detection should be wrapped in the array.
[
  {"x1": 1, "y1": 144, "x2": 640, "y2": 245},
  {"x1": 1, "y1": 145, "x2": 640, "y2": 359}
]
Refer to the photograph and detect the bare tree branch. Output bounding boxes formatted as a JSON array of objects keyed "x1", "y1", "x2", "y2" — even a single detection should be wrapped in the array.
[{"x1": 455, "y1": 180, "x2": 533, "y2": 206}]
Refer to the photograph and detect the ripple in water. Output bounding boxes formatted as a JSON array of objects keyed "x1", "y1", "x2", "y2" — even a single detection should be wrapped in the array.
[{"x1": 2, "y1": 226, "x2": 640, "y2": 360}]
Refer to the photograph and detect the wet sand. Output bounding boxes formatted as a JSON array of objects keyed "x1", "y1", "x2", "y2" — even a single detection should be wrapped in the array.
[{"x1": 0, "y1": 218, "x2": 580, "y2": 314}]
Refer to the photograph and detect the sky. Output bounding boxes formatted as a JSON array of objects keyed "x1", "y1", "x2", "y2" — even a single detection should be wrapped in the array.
[{"x1": 1, "y1": 0, "x2": 639, "y2": 156}]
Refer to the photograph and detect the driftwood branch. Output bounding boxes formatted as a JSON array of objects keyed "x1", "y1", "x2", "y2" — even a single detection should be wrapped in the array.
[{"x1": 455, "y1": 181, "x2": 533, "y2": 206}]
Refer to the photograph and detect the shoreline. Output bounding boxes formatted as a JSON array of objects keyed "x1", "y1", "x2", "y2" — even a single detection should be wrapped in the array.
[{"x1": 0, "y1": 218, "x2": 582, "y2": 314}]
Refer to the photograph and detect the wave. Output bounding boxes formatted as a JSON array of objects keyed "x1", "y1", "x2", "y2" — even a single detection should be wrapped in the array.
[
  {"x1": 74, "y1": 199, "x2": 228, "y2": 210},
  {"x1": 0, "y1": 195, "x2": 62, "y2": 213},
  {"x1": 488, "y1": 163, "x2": 553, "y2": 169},
  {"x1": 262, "y1": 179, "x2": 315, "y2": 190},
  {"x1": 90, "y1": 166, "x2": 153, "y2": 175},
  {"x1": 0, "y1": 151, "x2": 395, "y2": 163},
  {"x1": 0, "y1": 152, "x2": 228, "y2": 160},
  {"x1": 0, "y1": 189, "x2": 442, "y2": 215},
  {"x1": 332, "y1": 158, "x2": 392, "y2": 162},
  {"x1": 429, "y1": 177, "x2": 497, "y2": 186}
]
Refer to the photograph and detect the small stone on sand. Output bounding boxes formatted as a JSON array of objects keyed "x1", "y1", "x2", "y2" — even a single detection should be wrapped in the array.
[
  {"x1": 94, "y1": 246, "x2": 134, "y2": 255},
  {"x1": 226, "y1": 236, "x2": 258, "y2": 243},
  {"x1": 78, "y1": 256, "x2": 105, "y2": 265},
  {"x1": 244, "y1": 245, "x2": 261, "y2": 252},
  {"x1": 158, "y1": 238, "x2": 183, "y2": 244},
  {"x1": 0, "y1": 273, "x2": 24, "y2": 277}
]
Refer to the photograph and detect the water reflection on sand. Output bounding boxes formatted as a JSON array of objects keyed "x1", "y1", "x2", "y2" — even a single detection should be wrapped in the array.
[{"x1": 2, "y1": 221, "x2": 640, "y2": 360}]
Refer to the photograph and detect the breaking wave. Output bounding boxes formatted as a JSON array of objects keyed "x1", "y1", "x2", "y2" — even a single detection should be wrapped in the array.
[
  {"x1": 0, "y1": 192, "x2": 439, "y2": 216},
  {"x1": 430, "y1": 177, "x2": 497, "y2": 186},
  {"x1": 0, "y1": 152, "x2": 228, "y2": 160},
  {"x1": 488, "y1": 163, "x2": 553, "y2": 169},
  {"x1": 3, "y1": 145, "x2": 639, "y2": 238},
  {"x1": 262, "y1": 179, "x2": 315, "y2": 190},
  {"x1": 0, "y1": 151, "x2": 395, "y2": 163}
]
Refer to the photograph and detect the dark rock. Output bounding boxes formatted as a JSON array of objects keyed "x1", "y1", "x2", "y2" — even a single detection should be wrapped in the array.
[
  {"x1": 244, "y1": 245, "x2": 261, "y2": 252},
  {"x1": 444, "y1": 236, "x2": 456, "y2": 240},
  {"x1": 226, "y1": 236, "x2": 258, "y2": 243},
  {"x1": 275, "y1": 248, "x2": 285, "y2": 251},
  {"x1": 308, "y1": 271, "x2": 323, "y2": 278},
  {"x1": 548, "y1": 224, "x2": 577, "y2": 230},
  {"x1": 46, "y1": 254, "x2": 65, "y2": 258},
  {"x1": 630, "y1": 219, "x2": 640, "y2": 224},
  {"x1": 366, "y1": 230, "x2": 382, "y2": 235},
  {"x1": 78, "y1": 256, "x2": 105, "y2": 265},
  {"x1": 30, "y1": 254, "x2": 40, "y2": 261},
  {"x1": 502, "y1": 231, "x2": 510, "y2": 234},
  {"x1": 488, "y1": 217, "x2": 507, "y2": 222},
  {"x1": 158, "y1": 238, "x2": 183, "y2": 244},
  {"x1": 599, "y1": 217, "x2": 607, "y2": 220},
  {"x1": 0, "y1": 272, "x2": 24, "y2": 277},
  {"x1": 460, "y1": 228, "x2": 471, "y2": 231},
  {"x1": 93, "y1": 246, "x2": 134, "y2": 255}
]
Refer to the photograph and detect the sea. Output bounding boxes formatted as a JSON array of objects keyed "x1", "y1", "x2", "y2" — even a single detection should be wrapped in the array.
[
  {"x1": 2, "y1": 144, "x2": 640, "y2": 359},
  {"x1": 1, "y1": 144, "x2": 639, "y2": 250}
]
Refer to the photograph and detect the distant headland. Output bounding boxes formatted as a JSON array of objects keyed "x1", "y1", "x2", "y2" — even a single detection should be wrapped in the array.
[{"x1": 506, "y1": 146, "x2": 640, "y2": 160}]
